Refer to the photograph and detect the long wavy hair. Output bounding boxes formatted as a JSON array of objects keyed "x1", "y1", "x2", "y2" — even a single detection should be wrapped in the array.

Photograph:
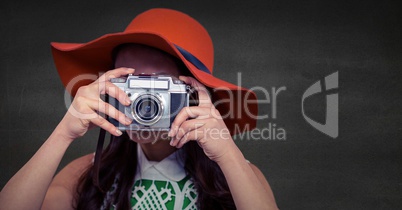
[{"x1": 74, "y1": 44, "x2": 235, "y2": 210}]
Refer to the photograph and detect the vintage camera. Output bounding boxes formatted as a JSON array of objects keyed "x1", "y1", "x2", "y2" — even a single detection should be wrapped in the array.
[{"x1": 108, "y1": 74, "x2": 197, "y2": 131}]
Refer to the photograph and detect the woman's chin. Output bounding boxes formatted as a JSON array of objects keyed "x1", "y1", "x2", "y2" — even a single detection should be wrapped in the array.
[{"x1": 126, "y1": 130, "x2": 170, "y2": 144}]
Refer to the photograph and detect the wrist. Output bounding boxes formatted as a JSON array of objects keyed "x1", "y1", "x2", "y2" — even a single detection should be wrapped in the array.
[
  {"x1": 51, "y1": 122, "x2": 76, "y2": 145},
  {"x1": 215, "y1": 143, "x2": 246, "y2": 167}
]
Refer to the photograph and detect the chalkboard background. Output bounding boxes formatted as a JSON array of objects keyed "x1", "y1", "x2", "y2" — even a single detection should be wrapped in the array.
[{"x1": 1, "y1": 0, "x2": 401, "y2": 209}]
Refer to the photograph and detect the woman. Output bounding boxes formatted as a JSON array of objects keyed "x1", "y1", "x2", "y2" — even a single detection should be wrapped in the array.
[{"x1": 0, "y1": 8, "x2": 278, "y2": 210}]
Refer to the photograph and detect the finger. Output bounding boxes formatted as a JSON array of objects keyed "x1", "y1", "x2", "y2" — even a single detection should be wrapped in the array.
[
  {"x1": 175, "y1": 130, "x2": 196, "y2": 148},
  {"x1": 86, "y1": 98, "x2": 132, "y2": 126},
  {"x1": 169, "y1": 106, "x2": 211, "y2": 137},
  {"x1": 98, "y1": 67, "x2": 135, "y2": 82},
  {"x1": 90, "y1": 114, "x2": 123, "y2": 136},
  {"x1": 175, "y1": 126, "x2": 206, "y2": 148},
  {"x1": 170, "y1": 119, "x2": 206, "y2": 146},
  {"x1": 100, "y1": 81, "x2": 131, "y2": 106},
  {"x1": 179, "y1": 76, "x2": 212, "y2": 107}
]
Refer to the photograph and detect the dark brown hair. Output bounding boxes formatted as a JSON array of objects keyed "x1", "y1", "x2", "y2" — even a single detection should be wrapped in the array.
[{"x1": 75, "y1": 43, "x2": 235, "y2": 209}]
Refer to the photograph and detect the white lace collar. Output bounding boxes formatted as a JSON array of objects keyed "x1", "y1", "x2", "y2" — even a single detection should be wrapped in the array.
[{"x1": 135, "y1": 144, "x2": 187, "y2": 182}]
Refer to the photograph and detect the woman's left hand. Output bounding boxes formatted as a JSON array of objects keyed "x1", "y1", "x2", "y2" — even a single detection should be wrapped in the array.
[
  {"x1": 168, "y1": 76, "x2": 236, "y2": 163},
  {"x1": 169, "y1": 76, "x2": 278, "y2": 210}
]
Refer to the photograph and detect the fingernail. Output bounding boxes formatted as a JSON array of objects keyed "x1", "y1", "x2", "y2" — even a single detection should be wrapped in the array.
[
  {"x1": 116, "y1": 129, "x2": 123, "y2": 136},
  {"x1": 125, "y1": 98, "x2": 131, "y2": 105},
  {"x1": 128, "y1": 68, "x2": 135, "y2": 72},
  {"x1": 125, "y1": 117, "x2": 132, "y2": 125},
  {"x1": 168, "y1": 126, "x2": 176, "y2": 137},
  {"x1": 170, "y1": 138, "x2": 174, "y2": 146}
]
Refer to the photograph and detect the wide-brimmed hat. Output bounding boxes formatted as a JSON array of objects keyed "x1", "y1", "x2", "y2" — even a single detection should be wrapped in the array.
[{"x1": 51, "y1": 8, "x2": 257, "y2": 135}]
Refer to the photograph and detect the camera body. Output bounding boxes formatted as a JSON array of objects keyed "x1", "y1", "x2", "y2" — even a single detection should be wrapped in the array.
[{"x1": 108, "y1": 74, "x2": 194, "y2": 131}]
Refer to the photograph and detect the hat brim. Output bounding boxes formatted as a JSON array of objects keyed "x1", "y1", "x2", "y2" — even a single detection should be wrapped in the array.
[{"x1": 51, "y1": 31, "x2": 257, "y2": 135}]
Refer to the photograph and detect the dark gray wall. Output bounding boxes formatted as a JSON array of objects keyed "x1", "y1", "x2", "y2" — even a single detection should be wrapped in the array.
[{"x1": 1, "y1": 0, "x2": 401, "y2": 209}]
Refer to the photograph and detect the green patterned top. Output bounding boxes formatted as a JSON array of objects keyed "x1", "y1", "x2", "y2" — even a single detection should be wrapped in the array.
[{"x1": 128, "y1": 176, "x2": 197, "y2": 210}]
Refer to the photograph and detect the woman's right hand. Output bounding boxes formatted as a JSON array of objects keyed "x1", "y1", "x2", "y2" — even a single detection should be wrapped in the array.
[{"x1": 58, "y1": 67, "x2": 134, "y2": 141}]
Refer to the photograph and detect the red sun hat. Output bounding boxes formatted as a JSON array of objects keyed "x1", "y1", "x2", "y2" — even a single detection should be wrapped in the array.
[{"x1": 51, "y1": 8, "x2": 258, "y2": 135}]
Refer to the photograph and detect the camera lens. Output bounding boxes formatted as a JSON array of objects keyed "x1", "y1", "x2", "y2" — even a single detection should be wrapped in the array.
[
  {"x1": 137, "y1": 98, "x2": 158, "y2": 120},
  {"x1": 132, "y1": 94, "x2": 163, "y2": 125}
]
